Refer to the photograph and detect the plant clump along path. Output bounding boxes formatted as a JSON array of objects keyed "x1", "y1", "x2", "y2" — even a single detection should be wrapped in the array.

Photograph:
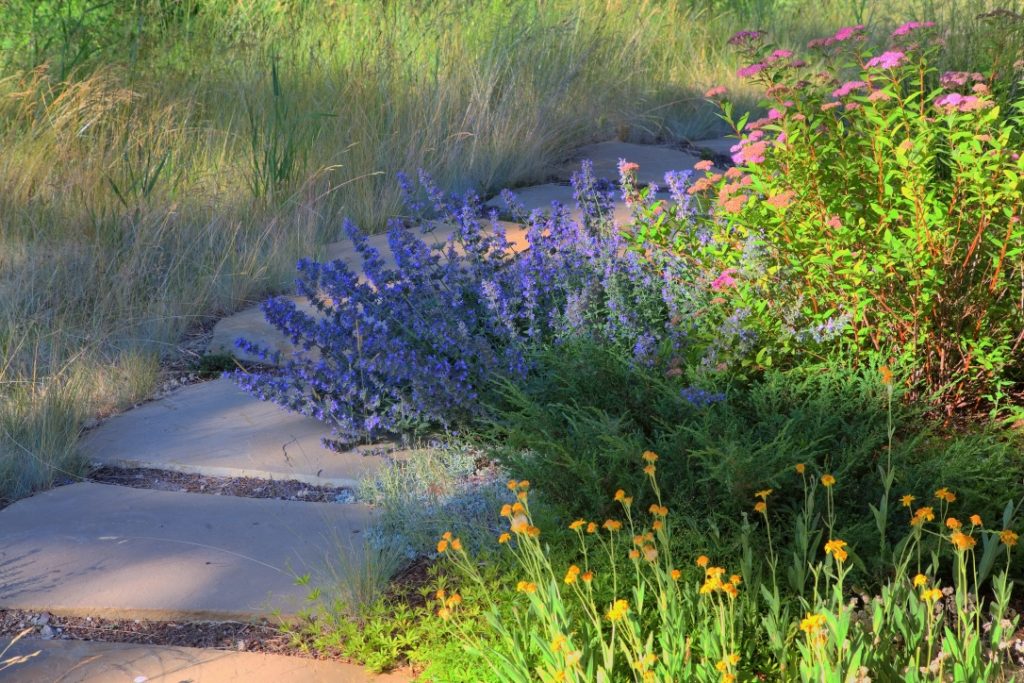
[{"x1": 0, "y1": 139, "x2": 724, "y2": 681}]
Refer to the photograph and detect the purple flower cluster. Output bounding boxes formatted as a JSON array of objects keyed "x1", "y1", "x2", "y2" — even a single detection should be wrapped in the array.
[{"x1": 233, "y1": 170, "x2": 688, "y2": 443}]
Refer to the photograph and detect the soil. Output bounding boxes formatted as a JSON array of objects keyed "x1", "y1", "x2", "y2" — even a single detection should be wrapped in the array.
[{"x1": 86, "y1": 465, "x2": 356, "y2": 503}]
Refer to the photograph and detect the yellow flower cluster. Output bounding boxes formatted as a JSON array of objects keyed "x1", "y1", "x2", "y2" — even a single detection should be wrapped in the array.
[
  {"x1": 950, "y1": 530, "x2": 976, "y2": 551},
  {"x1": 935, "y1": 487, "x2": 957, "y2": 504},
  {"x1": 823, "y1": 538, "x2": 848, "y2": 563},
  {"x1": 434, "y1": 588, "x2": 462, "y2": 619},
  {"x1": 820, "y1": 474, "x2": 836, "y2": 488},
  {"x1": 436, "y1": 531, "x2": 463, "y2": 553},
  {"x1": 1001, "y1": 529, "x2": 1019, "y2": 547},
  {"x1": 910, "y1": 506, "x2": 935, "y2": 527},
  {"x1": 800, "y1": 612, "x2": 828, "y2": 645},
  {"x1": 715, "y1": 653, "x2": 740, "y2": 683},
  {"x1": 699, "y1": 565, "x2": 740, "y2": 598},
  {"x1": 606, "y1": 598, "x2": 630, "y2": 622},
  {"x1": 564, "y1": 564, "x2": 580, "y2": 584},
  {"x1": 516, "y1": 580, "x2": 537, "y2": 593}
]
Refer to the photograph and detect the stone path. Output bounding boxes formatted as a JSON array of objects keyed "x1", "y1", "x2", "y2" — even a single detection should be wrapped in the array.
[
  {"x1": 1, "y1": 638, "x2": 410, "y2": 682},
  {"x1": 0, "y1": 138, "x2": 726, "y2": 681}
]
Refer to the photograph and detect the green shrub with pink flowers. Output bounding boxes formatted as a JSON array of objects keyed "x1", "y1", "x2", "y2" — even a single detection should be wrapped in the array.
[{"x1": 665, "y1": 22, "x2": 1024, "y2": 414}]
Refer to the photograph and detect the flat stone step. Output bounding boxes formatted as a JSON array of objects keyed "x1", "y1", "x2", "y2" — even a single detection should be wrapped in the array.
[
  {"x1": 80, "y1": 379, "x2": 387, "y2": 488},
  {"x1": 690, "y1": 137, "x2": 737, "y2": 158},
  {"x1": 557, "y1": 140, "x2": 705, "y2": 185},
  {"x1": 1, "y1": 638, "x2": 412, "y2": 682},
  {"x1": 0, "y1": 482, "x2": 374, "y2": 620}
]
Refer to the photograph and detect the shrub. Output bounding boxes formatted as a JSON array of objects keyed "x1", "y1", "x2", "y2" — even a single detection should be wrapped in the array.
[
  {"x1": 671, "y1": 22, "x2": 1024, "y2": 412},
  {"x1": 232, "y1": 168, "x2": 683, "y2": 443},
  {"x1": 436, "y1": 458, "x2": 1021, "y2": 682},
  {"x1": 486, "y1": 342, "x2": 1024, "y2": 574}
]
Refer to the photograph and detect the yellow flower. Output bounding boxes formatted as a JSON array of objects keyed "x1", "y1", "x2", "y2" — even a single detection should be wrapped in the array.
[
  {"x1": 699, "y1": 577, "x2": 721, "y2": 594},
  {"x1": 451, "y1": 538, "x2": 463, "y2": 551},
  {"x1": 754, "y1": 501, "x2": 767, "y2": 514},
  {"x1": 550, "y1": 634, "x2": 567, "y2": 652},
  {"x1": 437, "y1": 539, "x2": 449, "y2": 553},
  {"x1": 643, "y1": 464, "x2": 656, "y2": 476},
  {"x1": 652, "y1": 520, "x2": 664, "y2": 531},
  {"x1": 633, "y1": 535, "x2": 644, "y2": 546},
  {"x1": 516, "y1": 490, "x2": 528, "y2": 501},
  {"x1": 900, "y1": 494, "x2": 916, "y2": 507},
  {"x1": 603, "y1": 519, "x2": 622, "y2": 532},
  {"x1": 706, "y1": 566, "x2": 726, "y2": 579},
  {"x1": 970, "y1": 514, "x2": 982, "y2": 527},
  {"x1": 526, "y1": 525, "x2": 541, "y2": 538},
  {"x1": 564, "y1": 565, "x2": 580, "y2": 585},
  {"x1": 824, "y1": 538, "x2": 848, "y2": 563},
  {"x1": 795, "y1": 463, "x2": 806, "y2": 474},
  {"x1": 629, "y1": 549, "x2": 641, "y2": 560},
  {"x1": 722, "y1": 582, "x2": 739, "y2": 599},
  {"x1": 643, "y1": 545, "x2": 658, "y2": 562},
  {"x1": 510, "y1": 515, "x2": 530, "y2": 534},
  {"x1": 1000, "y1": 529, "x2": 1019, "y2": 547},
  {"x1": 606, "y1": 599, "x2": 630, "y2": 622},
  {"x1": 729, "y1": 574, "x2": 742, "y2": 586},
  {"x1": 880, "y1": 365, "x2": 893, "y2": 385},
  {"x1": 755, "y1": 488, "x2": 773, "y2": 500},
  {"x1": 500, "y1": 504, "x2": 512, "y2": 517},
  {"x1": 498, "y1": 532, "x2": 511, "y2": 544},
  {"x1": 721, "y1": 674, "x2": 736, "y2": 683},
  {"x1": 507, "y1": 479, "x2": 518, "y2": 491},
  {"x1": 935, "y1": 487, "x2": 956, "y2": 503},
  {"x1": 614, "y1": 489, "x2": 627, "y2": 502},
  {"x1": 569, "y1": 519, "x2": 586, "y2": 531},
  {"x1": 913, "y1": 573, "x2": 928, "y2": 588},
  {"x1": 642, "y1": 450, "x2": 659, "y2": 463},
  {"x1": 446, "y1": 593, "x2": 462, "y2": 607},
  {"x1": 911, "y1": 506, "x2": 935, "y2": 526},
  {"x1": 511, "y1": 501, "x2": 526, "y2": 514},
  {"x1": 671, "y1": 569, "x2": 682, "y2": 581},
  {"x1": 442, "y1": 531, "x2": 452, "y2": 540},
  {"x1": 696, "y1": 555, "x2": 710, "y2": 568},
  {"x1": 437, "y1": 606, "x2": 451, "y2": 620},
  {"x1": 565, "y1": 650, "x2": 582, "y2": 666},
  {"x1": 435, "y1": 588, "x2": 446, "y2": 600},
  {"x1": 821, "y1": 474, "x2": 836, "y2": 488},
  {"x1": 800, "y1": 612, "x2": 827, "y2": 634},
  {"x1": 649, "y1": 504, "x2": 668, "y2": 517},
  {"x1": 951, "y1": 531, "x2": 976, "y2": 551},
  {"x1": 586, "y1": 522, "x2": 598, "y2": 534},
  {"x1": 518, "y1": 480, "x2": 530, "y2": 490},
  {"x1": 921, "y1": 588, "x2": 942, "y2": 602},
  {"x1": 582, "y1": 571, "x2": 594, "y2": 583},
  {"x1": 623, "y1": 496, "x2": 633, "y2": 506},
  {"x1": 516, "y1": 581, "x2": 537, "y2": 593},
  {"x1": 945, "y1": 517, "x2": 961, "y2": 530}
]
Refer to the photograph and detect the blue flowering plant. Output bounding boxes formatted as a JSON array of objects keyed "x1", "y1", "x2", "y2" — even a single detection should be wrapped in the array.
[{"x1": 232, "y1": 167, "x2": 687, "y2": 445}]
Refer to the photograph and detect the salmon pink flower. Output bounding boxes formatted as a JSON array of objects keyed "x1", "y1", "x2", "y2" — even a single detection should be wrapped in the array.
[{"x1": 711, "y1": 269, "x2": 738, "y2": 291}]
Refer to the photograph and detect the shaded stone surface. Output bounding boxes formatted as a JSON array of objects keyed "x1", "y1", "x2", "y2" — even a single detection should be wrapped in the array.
[
  {"x1": 559, "y1": 140, "x2": 704, "y2": 185},
  {"x1": 0, "y1": 483, "x2": 373, "y2": 620},
  {"x1": 0, "y1": 638, "x2": 412, "y2": 682},
  {"x1": 484, "y1": 183, "x2": 634, "y2": 225},
  {"x1": 81, "y1": 379, "x2": 385, "y2": 487},
  {"x1": 691, "y1": 137, "x2": 737, "y2": 158}
]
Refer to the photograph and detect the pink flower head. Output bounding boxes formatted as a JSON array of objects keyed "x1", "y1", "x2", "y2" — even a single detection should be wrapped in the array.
[
  {"x1": 821, "y1": 102, "x2": 841, "y2": 111},
  {"x1": 704, "y1": 85, "x2": 728, "y2": 98},
  {"x1": 892, "y1": 20, "x2": 934, "y2": 37},
  {"x1": 866, "y1": 51, "x2": 906, "y2": 69},
  {"x1": 940, "y1": 71, "x2": 986, "y2": 89},
  {"x1": 868, "y1": 90, "x2": 892, "y2": 103},
  {"x1": 768, "y1": 107, "x2": 785, "y2": 120},
  {"x1": 765, "y1": 190, "x2": 795, "y2": 209},
  {"x1": 732, "y1": 140, "x2": 768, "y2": 165},
  {"x1": 737, "y1": 63, "x2": 766, "y2": 79},
  {"x1": 619, "y1": 160, "x2": 640, "y2": 175},
  {"x1": 728, "y1": 30, "x2": 766, "y2": 46},
  {"x1": 776, "y1": 131, "x2": 788, "y2": 145},
  {"x1": 826, "y1": 215, "x2": 842, "y2": 229},
  {"x1": 711, "y1": 268, "x2": 738, "y2": 290},
  {"x1": 771, "y1": 49, "x2": 794, "y2": 60},
  {"x1": 724, "y1": 166, "x2": 744, "y2": 180},
  {"x1": 934, "y1": 93, "x2": 994, "y2": 113},
  {"x1": 845, "y1": 102, "x2": 862, "y2": 111},
  {"x1": 694, "y1": 159, "x2": 714, "y2": 172},
  {"x1": 832, "y1": 80, "x2": 868, "y2": 98},
  {"x1": 833, "y1": 24, "x2": 865, "y2": 42}
]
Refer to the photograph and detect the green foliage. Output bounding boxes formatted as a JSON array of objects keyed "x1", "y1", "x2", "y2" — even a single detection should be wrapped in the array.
[
  {"x1": 485, "y1": 342, "x2": 1024, "y2": 576},
  {"x1": 681, "y1": 25, "x2": 1024, "y2": 410},
  {"x1": 437, "y1": 460, "x2": 1021, "y2": 682}
]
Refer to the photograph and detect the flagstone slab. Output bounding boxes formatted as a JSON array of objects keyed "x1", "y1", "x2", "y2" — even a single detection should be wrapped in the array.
[
  {"x1": 691, "y1": 137, "x2": 737, "y2": 158},
  {"x1": 0, "y1": 638, "x2": 413, "y2": 682},
  {"x1": 483, "y1": 183, "x2": 634, "y2": 225},
  {"x1": 0, "y1": 483, "x2": 374, "y2": 620},
  {"x1": 80, "y1": 379, "x2": 385, "y2": 488},
  {"x1": 558, "y1": 140, "x2": 704, "y2": 185}
]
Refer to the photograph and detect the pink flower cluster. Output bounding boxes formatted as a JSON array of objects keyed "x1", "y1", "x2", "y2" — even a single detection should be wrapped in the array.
[
  {"x1": 892, "y1": 21, "x2": 934, "y2": 37},
  {"x1": 832, "y1": 80, "x2": 868, "y2": 98},
  {"x1": 711, "y1": 269, "x2": 738, "y2": 291},
  {"x1": 727, "y1": 30, "x2": 765, "y2": 46},
  {"x1": 866, "y1": 50, "x2": 907, "y2": 69},
  {"x1": 704, "y1": 86, "x2": 727, "y2": 98},
  {"x1": 934, "y1": 93, "x2": 994, "y2": 113},
  {"x1": 730, "y1": 130, "x2": 768, "y2": 165},
  {"x1": 618, "y1": 160, "x2": 640, "y2": 175},
  {"x1": 808, "y1": 24, "x2": 865, "y2": 49},
  {"x1": 737, "y1": 63, "x2": 766, "y2": 79},
  {"x1": 940, "y1": 71, "x2": 986, "y2": 89}
]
